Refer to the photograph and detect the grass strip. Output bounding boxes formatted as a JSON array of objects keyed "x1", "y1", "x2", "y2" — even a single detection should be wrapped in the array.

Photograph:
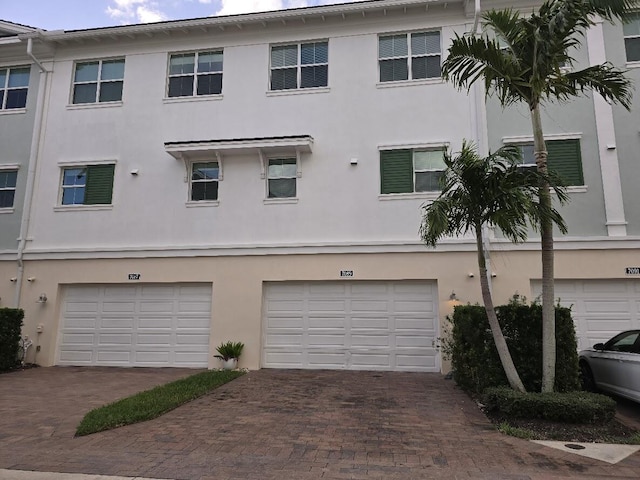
[{"x1": 76, "y1": 369, "x2": 245, "y2": 436}]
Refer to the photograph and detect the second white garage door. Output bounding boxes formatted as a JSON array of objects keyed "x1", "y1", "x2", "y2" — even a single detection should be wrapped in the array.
[
  {"x1": 263, "y1": 281, "x2": 439, "y2": 372},
  {"x1": 533, "y1": 279, "x2": 640, "y2": 350},
  {"x1": 57, "y1": 283, "x2": 212, "y2": 367}
]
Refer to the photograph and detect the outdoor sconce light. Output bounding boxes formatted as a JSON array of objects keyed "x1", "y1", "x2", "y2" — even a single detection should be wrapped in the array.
[
  {"x1": 37, "y1": 293, "x2": 48, "y2": 303},
  {"x1": 27, "y1": 277, "x2": 36, "y2": 282},
  {"x1": 10, "y1": 277, "x2": 17, "y2": 282},
  {"x1": 449, "y1": 291, "x2": 459, "y2": 302}
]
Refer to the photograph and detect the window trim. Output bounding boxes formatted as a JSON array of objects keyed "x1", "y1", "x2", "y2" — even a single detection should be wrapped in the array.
[
  {"x1": 188, "y1": 159, "x2": 221, "y2": 204},
  {"x1": 269, "y1": 40, "x2": 329, "y2": 92},
  {"x1": 623, "y1": 13, "x2": 640, "y2": 65},
  {"x1": 57, "y1": 161, "x2": 117, "y2": 207},
  {"x1": 71, "y1": 58, "x2": 125, "y2": 105},
  {"x1": 378, "y1": 30, "x2": 442, "y2": 84},
  {"x1": 0, "y1": 166, "x2": 19, "y2": 211},
  {"x1": 378, "y1": 142, "x2": 448, "y2": 199},
  {"x1": 265, "y1": 156, "x2": 299, "y2": 200},
  {"x1": 0, "y1": 65, "x2": 30, "y2": 110},
  {"x1": 502, "y1": 134, "x2": 587, "y2": 192},
  {"x1": 166, "y1": 50, "x2": 224, "y2": 99}
]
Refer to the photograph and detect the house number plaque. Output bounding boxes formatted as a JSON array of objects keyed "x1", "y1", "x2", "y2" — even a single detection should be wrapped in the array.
[
  {"x1": 128, "y1": 273, "x2": 141, "y2": 280},
  {"x1": 625, "y1": 267, "x2": 640, "y2": 275},
  {"x1": 340, "y1": 270, "x2": 354, "y2": 278}
]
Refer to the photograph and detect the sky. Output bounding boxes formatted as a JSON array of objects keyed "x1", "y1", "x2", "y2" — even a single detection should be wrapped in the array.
[{"x1": 1, "y1": 0, "x2": 369, "y2": 31}]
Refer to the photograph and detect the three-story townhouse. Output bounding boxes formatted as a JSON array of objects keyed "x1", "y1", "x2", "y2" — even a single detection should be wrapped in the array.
[{"x1": 4, "y1": 0, "x2": 640, "y2": 372}]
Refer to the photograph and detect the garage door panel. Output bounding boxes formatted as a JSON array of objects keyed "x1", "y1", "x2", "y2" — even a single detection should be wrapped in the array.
[
  {"x1": 351, "y1": 317, "x2": 389, "y2": 329},
  {"x1": 65, "y1": 301, "x2": 99, "y2": 313},
  {"x1": 350, "y1": 300, "x2": 388, "y2": 312},
  {"x1": 351, "y1": 335, "x2": 389, "y2": 347},
  {"x1": 583, "y1": 281, "x2": 629, "y2": 294},
  {"x1": 308, "y1": 317, "x2": 345, "y2": 328},
  {"x1": 58, "y1": 283, "x2": 211, "y2": 367},
  {"x1": 308, "y1": 334, "x2": 346, "y2": 346},
  {"x1": 584, "y1": 300, "x2": 631, "y2": 313},
  {"x1": 263, "y1": 281, "x2": 439, "y2": 372}
]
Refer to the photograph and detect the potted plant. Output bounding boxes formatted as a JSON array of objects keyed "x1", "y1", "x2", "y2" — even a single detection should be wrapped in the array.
[{"x1": 214, "y1": 341, "x2": 244, "y2": 370}]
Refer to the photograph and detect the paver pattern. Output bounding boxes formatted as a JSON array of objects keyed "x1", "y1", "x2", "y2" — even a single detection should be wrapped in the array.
[{"x1": 0, "y1": 367, "x2": 638, "y2": 480}]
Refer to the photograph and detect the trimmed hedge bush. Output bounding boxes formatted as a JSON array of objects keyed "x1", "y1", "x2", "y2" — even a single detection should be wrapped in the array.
[
  {"x1": 0, "y1": 308, "x2": 24, "y2": 371},
  {"x1": 443, "y1": 296, "x2": 580, "y2": 393},
  {"x1": 483, "y1": 386, "x2": 616, "y2": 424}
]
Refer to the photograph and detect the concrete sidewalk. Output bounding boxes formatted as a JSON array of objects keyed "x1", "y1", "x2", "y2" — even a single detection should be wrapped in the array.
[{"x1": 0, "y1": 367, "x2": 639, "y2": 480}]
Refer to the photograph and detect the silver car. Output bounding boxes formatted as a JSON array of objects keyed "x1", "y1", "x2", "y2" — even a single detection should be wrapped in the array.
[{"x1": 579, "y1": 330, "x2": 640, "y2": 403}]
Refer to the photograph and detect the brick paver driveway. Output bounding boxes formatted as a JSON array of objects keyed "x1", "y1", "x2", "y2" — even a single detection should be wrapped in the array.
[{"x1": 0, "y1": 367, "x2": 639, "y2": 480}]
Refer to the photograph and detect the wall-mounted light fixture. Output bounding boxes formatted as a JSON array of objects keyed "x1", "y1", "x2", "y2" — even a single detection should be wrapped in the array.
[
  {"x1": 449, "y1": 291, "x2": 459, "y2": 302},
  {"x1": 37, "y1": 293, "x2": 47, "y2": 303},
  {"x1": 27, "y1": 277, "x2": 36, "y2": 282},
  {"x1": 491, "y1": 272, "x2": 497, "y2": 278},
  {"x1": 10, "y1": 277, "x2": 17, "y2": 282},
  {"x1": 468, "y1": 272, "x2": 475, "y2": 278}
]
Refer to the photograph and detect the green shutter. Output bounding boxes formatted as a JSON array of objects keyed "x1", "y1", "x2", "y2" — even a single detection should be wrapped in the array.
[
  {"x1": 85, "y1": 164, "x2": 115, "y2": 205},
  {"x1": 380, "y1": 149, "x2": 413, "y2": 194},
  {"x1": 547, "y1": 139, "x2": 583, "y2": 186}
]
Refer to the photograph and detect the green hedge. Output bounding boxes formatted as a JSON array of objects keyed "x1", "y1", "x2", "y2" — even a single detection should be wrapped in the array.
[
  {"x1": 0, "y1": 308, "x2": 24, "y2": 371},
  {"x1": 483, "y1": 386, "x2": 616, "y2": 424},
  {"x1": 443, "y1": 297, "x2": 580, "y2": 393}
]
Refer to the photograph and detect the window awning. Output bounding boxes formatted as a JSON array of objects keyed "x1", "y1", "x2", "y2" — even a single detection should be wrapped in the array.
[
  {"x1": 165, "y1": 135, "x2": 313, "y2": 180},
  {"x1": 165, "y1": 135, "x2": 313, "y2": 160}
]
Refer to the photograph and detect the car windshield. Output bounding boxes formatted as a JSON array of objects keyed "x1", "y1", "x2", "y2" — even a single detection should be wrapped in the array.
[{"x1": 605, "y1": 331, "x2": 640, "y2": 353}]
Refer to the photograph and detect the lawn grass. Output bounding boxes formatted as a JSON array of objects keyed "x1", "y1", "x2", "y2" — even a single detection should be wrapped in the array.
[{"x1": 76, "y1": 369, "x2": 245, "y2": 436}]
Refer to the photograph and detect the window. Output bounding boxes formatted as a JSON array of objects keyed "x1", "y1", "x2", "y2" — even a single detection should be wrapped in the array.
[
  {"x1": 190, "y1": 162, "x2": 219, "y2": 201},
  {"x1": 61, "y1": 164, "x2": 115, "y2": 205},
  {"x1": 270, "y1": 41, "x2": 328, "y2": 90},
  {"x1": 623, "y1": 13, "x2": 640, "y2": 62},
  {"x1": 380, "y1": 148, "x2": 445, "y2": 194},
  {"x1": 0, "y1": 66, "x2": 30, "y2": 110},
  {"x1": 267, "y1": 158, "x2": 297, "y2": 198},
  {"x1": 379, "y1": 31, "x2": 441, "y2": 82},
  {"x1": 72, "y1": 59, "x2": 125, "y2": 104},
  {"x1": 0, "y1": 170, "x2": 17, "y2": 208},
  {"x1": 514, "y1": 139, "x2": 584, "y2": 186},
  {"x1": 168, "y1": 51, "x2": 223, "y2": 98}
]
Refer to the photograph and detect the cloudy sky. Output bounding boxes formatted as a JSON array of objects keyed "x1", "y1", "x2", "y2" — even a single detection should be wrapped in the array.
[{"x1": 2, "y1": 0, "x2": 369, "y2": 31}]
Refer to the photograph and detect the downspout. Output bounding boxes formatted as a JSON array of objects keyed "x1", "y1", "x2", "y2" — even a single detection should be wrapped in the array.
[
  {"x1": 471, "y1": 0, "x2": 481, "y2": 35},
  {"x1": 14, "y1": 36, "x2": 49, "y2": 307}
]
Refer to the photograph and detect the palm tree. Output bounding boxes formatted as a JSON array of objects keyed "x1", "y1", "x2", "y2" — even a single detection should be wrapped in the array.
[
  {"x1": 442, "y1": 0, "x2": 635, "y2": 392},
  {"x1": 420, "y1": 142, "x2": 568, "y2": 392}
]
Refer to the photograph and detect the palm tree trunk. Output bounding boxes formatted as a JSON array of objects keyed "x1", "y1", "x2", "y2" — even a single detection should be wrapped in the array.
[
  {"x1": 531, "y1": 104, "x2": 556, "y2": 393},
  {"x1": 475, "y1": 223, "x2": 526, "y2": 392}
]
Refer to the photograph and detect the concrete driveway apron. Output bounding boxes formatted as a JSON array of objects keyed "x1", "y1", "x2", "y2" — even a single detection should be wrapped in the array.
[{"x1": 0, "y1": 367, "x2": 639, "y2": 480}]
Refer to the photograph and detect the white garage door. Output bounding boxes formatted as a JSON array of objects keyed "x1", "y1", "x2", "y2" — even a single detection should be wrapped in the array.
[
  {"x1": 263, "y1": 281, "x2": 439, "y2": 372},
  {"x1": 532, "y1": 280, "x2": 640, "y2": 350},
  {"x1": 57, "y1": 284, "x2": 211, "y2": 367}
]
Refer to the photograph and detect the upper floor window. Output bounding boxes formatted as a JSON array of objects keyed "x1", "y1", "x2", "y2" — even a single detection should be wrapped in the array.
[
  {"x1": 512, "y1": 138, "x2": 584, "y2": 186},
  {"x1": 0, "y1": 66, "x2": 30, "y2": 110},
  {"x1": 267, "y1": 158, "x2": 297, "y2": 198},
  {"x1": 0, "y1": 170, "x2": 17, "y2": 208},
  {"x1": 73, "y1": 59, "x2": 125, "y2": 104},
  {"x1": 168, "y1": 51, "x2": 223, "y2": 98},
  {"x1": 61, "y1": 164, "x2": 115, "y2": 205},
  {"x1": 270, "y1": 41, "x2": 328, "y2": 91},
  {"x1": 623, "y1": 13, "x2": 640, "y2": 62},
  {"x1": 379, "y1": 31, "x2": 441, "y2": 82},
  {"x1": 380, "y1": 148, "x2": 445, "y2": 194},
  {"x1": 190, "y1": 161, "x2": 219, "y2": 201}
]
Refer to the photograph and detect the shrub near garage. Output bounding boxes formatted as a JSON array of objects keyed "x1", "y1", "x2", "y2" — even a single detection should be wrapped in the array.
[
  {"x1": 483, "y1": 386, "x2": 617, "y2": 424},
  {"x1": 0, "y1": 308, "x2": 24, "y2": 371},
  {"x1": 443, "y1": 296, "x2": 580, "y2": 394}
]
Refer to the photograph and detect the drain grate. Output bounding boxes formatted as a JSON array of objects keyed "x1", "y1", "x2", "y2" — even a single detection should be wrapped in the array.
[{"x1": 564, "y1": 444, "x2": 586, "y2": 450}]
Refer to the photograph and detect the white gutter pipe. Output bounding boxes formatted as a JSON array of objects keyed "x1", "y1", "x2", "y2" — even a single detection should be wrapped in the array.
[
  {"x1": 471, "y1": 0, "x2": 481, "y2": 35},
  {"x1": 14, "y1": 37, "x2": 49, "y2": 307}
]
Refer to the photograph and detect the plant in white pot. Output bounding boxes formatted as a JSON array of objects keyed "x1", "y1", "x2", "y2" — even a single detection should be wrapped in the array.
[{"x1": 214, "y1": 341, "x2": 244, "y2": 370}]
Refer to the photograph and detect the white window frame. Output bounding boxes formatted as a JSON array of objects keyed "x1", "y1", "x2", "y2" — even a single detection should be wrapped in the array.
[
  {"x1": 188, "y1": 159, "x2": 221, "y2": 205},
  {"x1": 378, "y1": 30, "x2": 442, "y2": 84},
  {"x1": 0, "y1": 65, "x2": 30, "y2": 111},
  {"x1": 167, "y1": 50, "x2": 224, "y2": 99},
  {"x1": 71, "y1": 58, "x2": 125, "y2": 105},
  {"x1": 55, "y1": 159, "x2": 117, "y2": 211},
  {"x1": 623, "y1": 13, "x2": 640, "y2": 65},
  {"x1": 60, "y1": 166, "x2": 88, "y2": 206},
  {"x1": 0, "y1": 164, "x2": 19, "y2": 212},
  {"x1": 413, "y1": 149, "x2": 446, "y2": 193},
  {"x1": 269, "y1": 40, "x2": 329, "y2": 91}
]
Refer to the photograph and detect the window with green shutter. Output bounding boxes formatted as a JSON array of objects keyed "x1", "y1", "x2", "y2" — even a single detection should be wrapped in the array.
[
  {"x1": 516, "y1": 139, "x2": 584, "y2": 186},
  {"x1": 380, "y1": 148, "x2": 446, "y2": 194},
  {"x1": 61, "y1": 164, "x2": 115, "y2": 205}
]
